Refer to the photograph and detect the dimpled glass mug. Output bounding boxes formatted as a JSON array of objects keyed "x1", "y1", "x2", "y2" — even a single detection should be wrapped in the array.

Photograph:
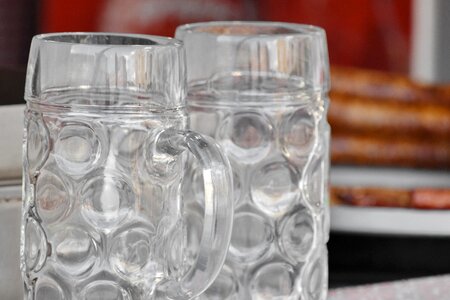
[
  {"x1": 176, "y1": 22, "x2": 330, "y2": 299},
  {"x1": 21, "y1": 33, "x2": 234, "y2": 300}
]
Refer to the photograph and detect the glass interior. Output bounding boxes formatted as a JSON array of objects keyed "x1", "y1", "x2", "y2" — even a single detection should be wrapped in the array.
[
  {"x1": 183, "y1": 22, "x2": 324, "y2": 36},
  {"x1": 43, "y1": 34, "x2": 160, "y2": 46},
  {"x1": 26, "y1": 33, "x2": 185, "y2": 110}
]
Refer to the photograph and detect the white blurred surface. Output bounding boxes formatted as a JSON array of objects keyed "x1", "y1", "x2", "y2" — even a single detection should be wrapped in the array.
[
  {"x1": 331, "y1": 166, "x2": 450, "y2": 189},
  {"x1": 331, "y1": 205, "x2": 450, "y2": 236},
  {"x1": 0, "y1": 185, "x2": 22, "y2": 299},
  {"x1": 0, "y1": 104, "x2": 23, "y2": 181},
  {"x1": 328, "y1": 274, "x2": 450, "y2": 300},
  {"x1": 411, "y1": 0, "x2": 450, "y2": 83},
  {"x1": 330, "y1": 166, "x2": 450, "y2": 236}
]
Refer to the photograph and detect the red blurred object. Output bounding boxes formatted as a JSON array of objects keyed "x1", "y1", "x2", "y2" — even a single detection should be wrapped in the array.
[
  {"x1": 258, "y1": 0, "x2": 412, "y2": 73},
  {"x1": 98, "y1": 0, "x2": 248, "y2": 37},
  {"x1": 40, "y1": 0, "x2": 248, "y2": 37},
  {"x1": 39, "y1": 0, "x2": 411, "y2": 72},
  {"x1": 40, "y1": 0, "x2": 106, "y2": 33}
]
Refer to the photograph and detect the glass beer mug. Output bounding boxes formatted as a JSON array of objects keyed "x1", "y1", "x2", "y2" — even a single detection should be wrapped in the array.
[
  {"x1": 21, "y1": 33, "x2": 234, "y2": 300},
  {"x1": 176, "y1": 22, "x2": 330, "y2": 300}
]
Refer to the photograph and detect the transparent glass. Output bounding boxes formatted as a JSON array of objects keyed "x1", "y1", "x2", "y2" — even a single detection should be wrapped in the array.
[
  {"x1": 176, "y1": 22, "x2": 330, "y2": 300},
  {"x1": 21, "y1": 33, "x2": 234, "y2": 300}
]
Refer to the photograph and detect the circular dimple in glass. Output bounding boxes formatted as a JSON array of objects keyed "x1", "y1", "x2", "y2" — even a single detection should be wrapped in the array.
[
  {"x1": 115, "y1": 128, "x2": 146, "y2": 157},
  {"x1": 144, "y1": 142, "x2": 182, "y2": 183},
  {"x1": 201, "y1": 265, "x2": 238, "y2": 300},
  {"x1": 190, "y1": 165, "x2": 241, "y2": 205},
  {"x1": 36, "y1": 171, "x2": 70, "y2": 224},
  {"x1": 113, "y1": 127, "x2": 147, "y2": 170},
  {"x1": 24, "y1": 217, "x2": 48, "y2": 272},
  {"x1": 110, "y1": 227, "x2": 154, "y2": 280},
  {"x1": 26, "y1": 116, "x2": 50, "y2": 176},
  {"x1": 81, "y1": 175, "x2": 135, "y2": 229},
  {"x1": 303, "y1": 252, "x2": 328, "y2": 300},
  {"x1": 280, "y1": 108, "x2": 315, "y2": 165},
  {"x1": 53, "y1": 226, "x2": 98, "y2": 277},
  {"x1": 166, "y1": 222, "x2": 187, "y2": 277},
  {"x1": 229, "y1": 212, "x2": 273, "y2": 263},
  {"x1": 279, "y1": 208, "x2": 315, "y2": 263},
  {"x1": 82, "y1": 281, "x2": 131, "y2": 300},
  {"x1": 141, "y1": 183, "x2": 164, "y2": 229},
  {"x1": 35, "y1": 276, "x2": 67, "y2": 300},
  {"x1": 231, "y1": 166, "x2": 242, "y2": 204},
  {"x1": 306, "y1": 158, "x2": 326, "y2": 209},
  {"x1": 54, "y1": 122, "x2": 102, "y2": 175},
  {"x1": 217, "y1": 112, "x2": 273, "y2": 164},
  {"x1": 251, "y1": 161, "x2": 299, "y2": 216},
  {"x1": 322, "y1": 207, "x2": 330, "y2": 244},
  {"x1": 249, "y1": 262, "x2": 295, "y2": 300}
]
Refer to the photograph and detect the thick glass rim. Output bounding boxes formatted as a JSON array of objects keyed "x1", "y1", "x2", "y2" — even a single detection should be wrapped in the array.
[
  {"x1": 33, "y1": 32, "x2": 183, "y2": 48},
  {"x1": 176, "y1": 21, "x2": 326, "y2": 38}
]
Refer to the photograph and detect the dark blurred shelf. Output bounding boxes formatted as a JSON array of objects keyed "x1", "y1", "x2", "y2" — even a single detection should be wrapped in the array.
[
  {"x1": 0, "y1": 67, "x2": 26, "y2": 105},
  {"x1": 328, "y1": 231, "x2": 450, "y2": 288}
]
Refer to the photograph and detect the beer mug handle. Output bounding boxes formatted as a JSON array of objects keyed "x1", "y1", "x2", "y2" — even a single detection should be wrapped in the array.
[{"x1": 152, "y1": 128, "x2": 234, "y2": 299}]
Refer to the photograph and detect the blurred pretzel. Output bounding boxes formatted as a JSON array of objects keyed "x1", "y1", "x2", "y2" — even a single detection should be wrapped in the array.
[
  {"x1": 329, "y1": 92, "x2": 450, "y2": 140},
  {"x1": 331, "y1": 186, "x2": 450, "y2": 210},
  {"x1": 329, "y1": 66, "x2": 450, "y2": 169},
  {"x1": 331, "y1": 134, "x2": 450, "y2": 169},
  {"x1": 331, "y1": 66, "x2": 450, "y2": 107}
]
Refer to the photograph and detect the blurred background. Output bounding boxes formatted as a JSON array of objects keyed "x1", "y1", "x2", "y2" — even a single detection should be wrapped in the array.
[
  {"x1": 1, "y1": 0, "x2": 412, "y2": 74},
  {"x1": 1, "y1": 0, "x2": 450, "y2": 293}
]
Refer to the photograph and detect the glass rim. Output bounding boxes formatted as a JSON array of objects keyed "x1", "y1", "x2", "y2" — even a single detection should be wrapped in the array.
[
  {"x1": 32, "y1": 32, "x2": 183, "y2": 48},
  {"x1": 176, "y1": 21, "x2": 326, "y2": 38}
]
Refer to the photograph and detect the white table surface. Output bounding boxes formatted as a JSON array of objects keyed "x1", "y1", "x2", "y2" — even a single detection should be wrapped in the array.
[{"x1": 0, "y1": 189, "x2": 22, "y2": 299}]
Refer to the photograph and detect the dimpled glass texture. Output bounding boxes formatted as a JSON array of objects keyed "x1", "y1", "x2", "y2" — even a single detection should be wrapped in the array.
[
  {"x1": 21, "y1": 33, "x2": 234, "y2": 300},
  {"x1": 177, "y1": 22, "x2": 330, "y2": 300}
]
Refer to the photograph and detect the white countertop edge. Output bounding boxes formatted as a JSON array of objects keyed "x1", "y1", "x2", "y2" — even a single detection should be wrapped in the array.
[{"x1": 331, "y1": 205, "x2": 450, "y2": 236}]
